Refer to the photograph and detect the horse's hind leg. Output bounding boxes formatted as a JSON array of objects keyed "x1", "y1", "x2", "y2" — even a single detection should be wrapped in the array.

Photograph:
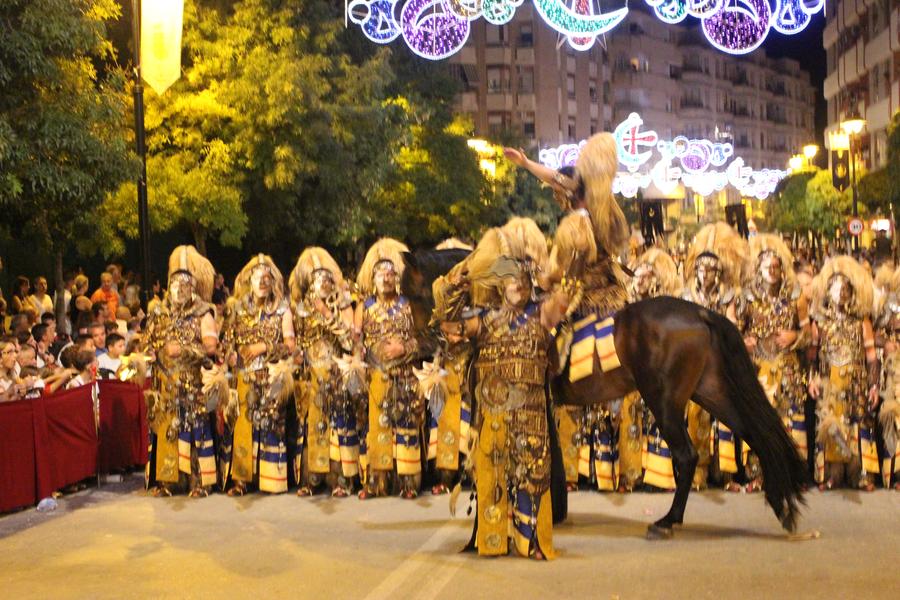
[{"x1": 638, "y1": 354, "x2": 705, "y2": 539}]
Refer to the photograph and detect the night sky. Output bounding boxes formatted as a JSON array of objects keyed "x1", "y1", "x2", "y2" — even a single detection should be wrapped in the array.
[{"x1": 760, "y1": 17, "x2": 828, "y2": 143}]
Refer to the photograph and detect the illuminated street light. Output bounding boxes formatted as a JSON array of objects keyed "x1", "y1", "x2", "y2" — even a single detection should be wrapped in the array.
[
  {"x1": 788, "y1": 155, "x2": 804, "y2": 171},
  {"x1": 840, "y1": 110, "x2": 866, "y2": 249},
  {"x1": 803, "y1": 144, "x2": 819, "y2": 160}
]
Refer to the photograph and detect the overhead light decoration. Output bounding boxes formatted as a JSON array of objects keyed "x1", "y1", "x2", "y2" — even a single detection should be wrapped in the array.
[
  {"x1": 541, "y1": 112, "x2": 788, "y2": 199},
  {"x1": 348, "y1": 0, "x2": 823, "y2": 58}
]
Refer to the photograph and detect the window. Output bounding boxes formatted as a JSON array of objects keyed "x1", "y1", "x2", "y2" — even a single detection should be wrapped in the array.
[
  {"x1": 523, "y1": 112, "x2": 536, "y2": 138},
  {"x1": 666, "y1": 98, "x2": 673, "y2": 113},
  {"x1": 589, "y1": 81, "x2": 597, "y2": 101},
  {"x1": 518, "y1": 66, "x2": 534, "y2": 93},
  {"x1": 567, "y1": 74, "x2": 576, "y2": 98},
  {"x1": 567, "y1": 117, "x2": 576, "y2": 139},
  {"x1": 487, "y1": 65, "x2": 509, "y2": 93},
  {"x1": 519, "y1": 23, "x2": 533, "y2": 47},
  {"x1": 629, "y1": 56, "x2": 649, "y2": 72},
  {"x1": 590, "y1": 120, "x2": 598, "y2": 135},
  {"x1": 488, "y1": 112, "x2": 509, "y2": 135},
  {"x1": 602, "y1": 81, "x2": 611, "y2": 104},
  {"x1": 486, "y1": 24, "x2": 506, "y2": 46}
]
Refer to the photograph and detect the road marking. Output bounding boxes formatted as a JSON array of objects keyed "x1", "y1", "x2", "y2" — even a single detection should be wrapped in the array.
[{"x1": 363, "y1": 520, "x2": 463, "y2": 600}]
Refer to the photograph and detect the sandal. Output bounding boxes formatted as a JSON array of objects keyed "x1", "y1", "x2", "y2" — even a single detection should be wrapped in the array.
[
  {"x1": 567, "y1": 482, "x2": 579, "y2": 492},
  {"x1": 189, "y1": 488, "x2": 209, "y2": 498},
  {"x1": 744, "y1": 479, "x2": 763, "y2": 493},
  {"x1": 331, "y1": 486, "x2": 349, "y2": 498},
  {"x1": 725, "y1": 481, "x2": 743, "y2": 493},
  {"x1": 818, "y1": 479, "x2": 835, "y2": 492},
  {"x1": 151, "y1": 486, "x2": 172, "y2": 498},
  {"x1": 227, "y1": 483, "x2": 246, "y2": 497},
  {"x1": 431, "y1": 483, "x2": 449, "y2": 495},
  {"x1": 400, "y1": 488, "x2": 418, "y2": 500},
  {"x1": 859, "y1": 480, "x2": 876, "y2": 492},
  {"x1": 296, "y1": 486, "x2": 313, "y2": 497},
  {"x1": 358, "y1": 488, "x2": 375, "y2": 500}
]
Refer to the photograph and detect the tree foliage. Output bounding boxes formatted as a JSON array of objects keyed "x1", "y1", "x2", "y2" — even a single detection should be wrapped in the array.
[
  {"x1": 0, "y1": 0, "x2": 137, "y2": 256},
  {"x1": 766, "y1": 169, "x2": 852, "y2": 236}
]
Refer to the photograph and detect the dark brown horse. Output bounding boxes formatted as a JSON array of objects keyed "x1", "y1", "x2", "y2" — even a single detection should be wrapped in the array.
[{"x1": 403, "y1": 250, "x2": 808, "y2": 539}]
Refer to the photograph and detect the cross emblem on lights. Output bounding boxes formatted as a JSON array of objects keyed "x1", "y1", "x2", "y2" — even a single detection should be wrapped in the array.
[{"x1": 614, "y1": 113, "x2": 659, "y2": 172}]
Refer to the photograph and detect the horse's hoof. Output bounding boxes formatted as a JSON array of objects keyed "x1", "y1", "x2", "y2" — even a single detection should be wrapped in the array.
[{"x1": 646, "y1": 524, "x2": 674, "y2": 540}]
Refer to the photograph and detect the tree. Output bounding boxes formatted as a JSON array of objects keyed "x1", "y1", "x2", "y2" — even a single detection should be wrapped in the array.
[
  {"x1": 804, "y1": 169, "x2": 854, "y2": 235},
  {"x1": 0, "y1": 0, "x2": 138, "y2": 317},
  {"x1": 767, "y1": 171, "x2": 816, "y2": 232}
]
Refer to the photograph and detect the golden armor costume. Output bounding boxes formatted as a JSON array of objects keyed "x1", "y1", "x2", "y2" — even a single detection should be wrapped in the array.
[
  {"x1": 810, "y1": 256, "x2": 879, "y2": 490},
  {"x1": 143, "y1": 245, "x2": 222, "y2": 497},
  {"x1": 682, "y1": 222, "x2": 749, "y2": 489},
  {"x1": 876, "y1": 266, "x2": 900, "y2": 489},
  {"x1": 739, "y1": 235, "x2": 809, "y2": 489},
  {"x1": 355, "y1": 238, "x2": 422, "y2": 499},
  {"x1": 290, "y1": 247, "x2": 358, "y2": 497},
  {"x1": 221, "y1": 254, "x2": 296, "y2": 494}
]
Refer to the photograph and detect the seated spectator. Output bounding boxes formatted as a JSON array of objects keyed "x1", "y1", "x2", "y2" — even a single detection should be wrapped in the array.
[
  {"x1": 90, "y1": 273, "x2": 118, "y2": 321},
  {"x1": 66, "y1": 348, "x2": 97, "y2": 390},
  {"x1": 27, "y1": 276, "x2": 53, "y2": 317},
  {"x1": 0, "y1": 338, "x2": 22, "y2": 402},
  {"x1": 9, "y1": 313, "x2": 30, "y2": 337},
  {"x1": 17, "y1": 345, "x2": 38, "y2": 374},
  {"x1": 19, "y1": 365, "x2": 44, "y2": 399},
  {"x1": 98, "y1": 333, "x2": 125, "y2": 379},
  {"x1": 88, "y1": 322, "x2": 107, "y2": 357}
]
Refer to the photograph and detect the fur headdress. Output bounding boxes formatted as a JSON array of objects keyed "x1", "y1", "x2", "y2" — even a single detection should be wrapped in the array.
[
  {"x1": 811, "y1": 255, "x2": 874, "y2": 319},
  {"x1": 435, "y1": 238, "x2": 473, "y2": 251},
  {"x1": 550, "y1": 210, "x2": 597, "y2": 282},
  {"x1": 875, "y1": 263, "x2": 896, "y2": 291},
  {"x1": 233, "y1": 253, "x2": 285, "y2": 304},
  {"x1": 575, "y1": 132, "x2": 629, "y2": 257},
  {"x1": 167, "y1": 245, "x2": 215, "y2": 303},
  {"x1": 635, "y1": 248, "x2": 682, "y2": 296},
  {"x1": 748, "y1": 233, "x2": 796, "y2": 289},
  {"x1": 684, "y1": 222, "x2": 749, "y2": 289},
  {"x1": 289, "y1": 247, "x2": 344, "y2": 303},
  {"x1": 356, "y1": 237, "x2": 409, "y2": 297}
]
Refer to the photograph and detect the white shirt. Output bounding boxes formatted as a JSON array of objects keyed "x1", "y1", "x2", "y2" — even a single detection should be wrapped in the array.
[{"x1": 97, "y1": 353, "x2": 121, "y2": 378}]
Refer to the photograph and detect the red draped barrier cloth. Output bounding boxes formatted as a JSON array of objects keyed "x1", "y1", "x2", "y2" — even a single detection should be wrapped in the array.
[
  {"x1": 42, "y1": 385, "x2": 98, "y2": 491},
  {"x1": 0, "y1": 400, "x2": 46, "y2": 512},
  {"x1": 97, "y1": 380, "x2": 148, "y2": 471}
]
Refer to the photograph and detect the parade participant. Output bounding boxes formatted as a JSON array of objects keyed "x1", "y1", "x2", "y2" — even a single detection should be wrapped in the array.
[
  {"x1": 142, "y1": 246, "x2": 222, "y2": 497},
  {"x1": 809, "y1": 256, "x2": 879, "y2": 491},
  {"x1": 290, "y1": 247, "x2": 357, "y2": 498},
  {"x1": 873, "y1": 265, "x2": 900, "y2": 489},
  {"x1": 221, "y1": 254, "x2": 296, "y2": 495},
  {"x1": 425, "y1": 239, "x2": 473, "y2": 496},
  {"x1": 628, "y1": 248, "x2": 683, "y2": 491},
  {"x1": 739, "y1": 234, "x2": 809, "y2": 492},
  {"x1": 436, "y1": 253, "x2": 576, "y2": 559},
  {"x1": 505, "y1": 135, "x2": 630, "y2": 493},
  {"x1": 683, "y1": 222, "x2": 749, "y2": 490},
  {"x1": 355, "y1": 238, "x2": 422, "y2": 500}
]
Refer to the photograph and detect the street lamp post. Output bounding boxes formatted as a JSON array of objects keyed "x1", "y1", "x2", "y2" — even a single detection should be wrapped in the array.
[
  {"x1": 841, "y1": 113, "x2": 866, "y2": 251},
  {"x1": 131, "y1": 0, "x2": 152, "y2": 309}
]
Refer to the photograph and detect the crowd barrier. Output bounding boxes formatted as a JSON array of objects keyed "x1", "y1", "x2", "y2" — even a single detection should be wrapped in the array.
[{"x1": 0, "y1": 381, "x2": 147, "y2": 513}]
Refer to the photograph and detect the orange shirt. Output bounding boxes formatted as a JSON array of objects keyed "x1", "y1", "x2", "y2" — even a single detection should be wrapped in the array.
[{"x1": 90, "y1": 287, "x2": 119, "y2": 321}]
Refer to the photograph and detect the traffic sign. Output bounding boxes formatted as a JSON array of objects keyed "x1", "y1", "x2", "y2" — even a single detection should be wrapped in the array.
[{"x1": 848, "y1": 218, "x2": 864, "y2": 236}]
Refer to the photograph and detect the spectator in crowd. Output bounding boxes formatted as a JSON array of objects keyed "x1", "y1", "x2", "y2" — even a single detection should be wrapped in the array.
[
  {"x1": 9, "y1": 313, "x2": 30, "y2": 337},
  {"x1": 88, "y1": 322, "x2": 107, "y2": 357},
  {"x1": 32, "y1": 323, "x2": 56, "y2": 369},
  {"x1": 212, "y1": 272, "x2": 230, "y2": 308},
  {"x1": 90, "y1": 272, "x2": 119, "y2": 321},
  {"x1": 65, "y1": 348, "x2": 97, "y2": 390},
  {"x1": 10, "y1": 276, "x2": 30, "y2": 315},
  {"x1": 115, "y1": 306, "x2": 131, "y2": 337},
  {"x1": 125, "y1": 335, "x2": 143, "y2": 356},
  {"x1": 18, "y1": 365, "x2": 44, "y2": 399},
  {"x1": 16, "y1": 345, "x2": 38, "y2": 375},
  {"x1": 123, "y1": 272, "x2": 141, "y2": 311},
  {"x1": 98, "y1": 333, "x2": 125, "y2": 379},
  {"x1": 72, "y1": 296, "x2": 93, "y2": 336},
  {"x1": 107, "y1": 263, "x2": 124, "y2": 299},
  {"x1": 75, "y1": 333, "x2": 96, "y2": 354},
  {"x1": 126, "y1": 318, "x2": 142, "y2": 346},
  {"x1": 0, "y1": 338, "x2": 22, "y2": 402},
  {"x1": 91, "y1": 300, "x2": 109, "y2": 325},
  {"x1": 21, "y1": 306, "x2": 38, "y2": 328},
  {"x1": 27, "y1": 277, "x2": 53, "y2": 317}
]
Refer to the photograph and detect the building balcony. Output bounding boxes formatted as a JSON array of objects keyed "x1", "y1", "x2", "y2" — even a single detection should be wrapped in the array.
[{"x1": 680, "y1": 98, "x2": 705, "y2": 109}]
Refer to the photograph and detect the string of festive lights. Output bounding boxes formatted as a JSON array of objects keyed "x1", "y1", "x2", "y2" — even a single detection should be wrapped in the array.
[
  {"x1": 540, "y1": 112, "x2": 788, "y2": 199},
  {"x1": 349, "y1": 1, "x2": 824, "y2": 58}
]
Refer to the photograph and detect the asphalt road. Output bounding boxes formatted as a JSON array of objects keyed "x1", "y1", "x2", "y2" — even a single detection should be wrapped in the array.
[{"x1": 1, "y1": 476, "x2": 898, "y2": 599}]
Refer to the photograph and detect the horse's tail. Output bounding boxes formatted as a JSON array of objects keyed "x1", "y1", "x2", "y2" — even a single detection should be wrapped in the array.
[{"x1": 702, "y1": 310, "x2": 808, "y2": 532}]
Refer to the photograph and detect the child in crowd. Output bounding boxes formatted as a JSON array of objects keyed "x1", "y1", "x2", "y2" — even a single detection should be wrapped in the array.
[{"x1": 98, "y1": 333, "x2": 125, "y2": 379}]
